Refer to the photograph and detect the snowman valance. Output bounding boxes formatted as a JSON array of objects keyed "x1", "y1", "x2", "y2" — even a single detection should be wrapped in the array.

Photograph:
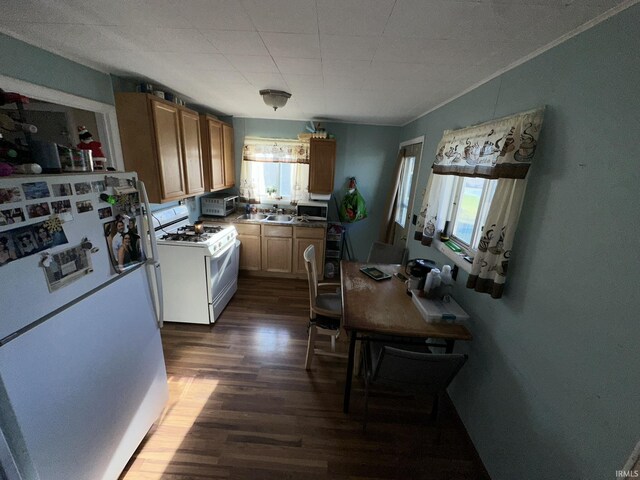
[{"x1": 432, "y1": 107, "x2": 545, "y2": 179}]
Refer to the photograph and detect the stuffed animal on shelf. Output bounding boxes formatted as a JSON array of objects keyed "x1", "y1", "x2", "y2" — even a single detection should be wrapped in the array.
[{"x1": 76, "y1": 126, "x2": 105, "y2": 158}]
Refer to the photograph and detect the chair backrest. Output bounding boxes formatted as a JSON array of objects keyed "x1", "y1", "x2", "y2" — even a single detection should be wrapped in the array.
[
  {"x1": 303, "y1": 244, "x2": 319, "y2": 310},
  {"x1": 371, "y1": 345, "x2": 467, "y2": 394},
  {"x1": 367, "y1": 241, "x2": 408, "y2": 265}
]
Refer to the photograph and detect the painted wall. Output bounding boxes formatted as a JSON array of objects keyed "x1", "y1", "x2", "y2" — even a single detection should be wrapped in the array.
[
  {"x1": 232, "y1": 117, "x2": 400, "y2": 261},
  {"x1": 400, "y1": 5, "x2": 640, "y2": 480},
  {"x1": 0, "y1": 33, "x2": 114, "y2": 105}
]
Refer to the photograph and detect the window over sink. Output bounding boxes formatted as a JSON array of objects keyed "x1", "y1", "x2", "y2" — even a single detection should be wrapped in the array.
[{"x1": 239, "y1": 137, "x2": 310, "y2": 204}]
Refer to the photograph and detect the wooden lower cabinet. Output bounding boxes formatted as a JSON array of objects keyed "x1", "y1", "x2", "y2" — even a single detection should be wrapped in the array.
[
  {"x1": 261, "y1": 225, "x2": 292, "y2": 273},
  {"x1": 293, "y1": 227, "x2": 325, "y2": 278},
  {"x1": 236, "y1": 224, "x2": 261, "y2": 271},
  {"x1": 232, "y1": 223, "x2": 326, "y2": 277}
]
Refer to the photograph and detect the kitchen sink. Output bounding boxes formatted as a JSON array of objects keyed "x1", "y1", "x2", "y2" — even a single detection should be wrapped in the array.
[
  {"x1": 236, "y1": 213, "x2": 268, "y2": 220},
  {"x1": 264, "y1": 214, "x2": 294, "y2": 223}
]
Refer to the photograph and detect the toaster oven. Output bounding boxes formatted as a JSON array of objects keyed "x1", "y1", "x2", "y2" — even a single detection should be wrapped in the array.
[{"x1": 201, "y1": 194, "x2": 238, "y2": 217}]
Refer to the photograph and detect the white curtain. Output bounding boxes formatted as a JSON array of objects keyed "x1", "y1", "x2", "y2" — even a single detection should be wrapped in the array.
[
  {"x1": 416, "y1": 107, "x2": 545, "y2": 299},
  {"x1": 239, "y1": 160, "x2": 265, "y2": 203},
  {"x1": 242, "y1": 137, "x2": 309, "y2": 164},
  {"x1": 291, "y1": 163, "x2": 310, "y2": 203},
  {"x1": 415, "y1": 173, "x2": 445, "y2": 246},
  {"x1": 465, "y1": 178, "x2": 527, "y2": 298},
  {"x1": 433, "y1": 107, "x2": 545, "y2": 179}
]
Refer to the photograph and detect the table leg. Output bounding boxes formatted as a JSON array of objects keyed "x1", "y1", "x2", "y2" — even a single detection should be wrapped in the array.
[
  {"x1": 343, "y1": 329, "x2": 357, "y2": 414},
  {"x1": 353, "y1": 339, "x2": 362, "y2": 377}
]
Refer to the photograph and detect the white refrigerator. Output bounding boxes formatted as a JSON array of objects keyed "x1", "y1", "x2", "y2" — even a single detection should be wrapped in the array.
[{"x1": 0, "y1": 172, "x2": 168, "y2": 480}]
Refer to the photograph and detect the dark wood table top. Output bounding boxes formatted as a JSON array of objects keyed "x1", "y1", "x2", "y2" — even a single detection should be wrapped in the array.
[{"x1": 340, "y1": 261, "x2": 472, "y2": 341}]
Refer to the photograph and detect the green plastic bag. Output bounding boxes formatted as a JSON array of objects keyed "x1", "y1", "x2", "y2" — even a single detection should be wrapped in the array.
[{"x1": 339, "y1": 187, "x2": 367, "y2": 223}]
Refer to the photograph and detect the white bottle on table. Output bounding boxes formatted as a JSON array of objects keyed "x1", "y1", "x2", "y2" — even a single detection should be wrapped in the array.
[
  {"x1": 424, "y1": 268, "x2": 440, "y2": 298},
  {"x1": 440, "y1": 265, "x2": 453, "y2": 301}
]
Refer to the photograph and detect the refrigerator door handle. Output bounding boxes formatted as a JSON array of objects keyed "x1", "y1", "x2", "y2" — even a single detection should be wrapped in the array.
[
  {"x1": 150, "y1": 261, "x2": 163, "y2": 329},
  {"x1": 138, "y1": 180, "x2": 164, "y2": 328}
]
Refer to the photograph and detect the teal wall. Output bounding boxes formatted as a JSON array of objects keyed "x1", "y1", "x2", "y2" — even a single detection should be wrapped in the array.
[
  {"x1": 0, "y1": 33, "x2": 114, "y2": 105},
  {"x1": 400, "y1": 5, "x2": 640, "y2": 479},
  {"x1": 232, "y1": 117, "x2": 400, "y2": 260}
]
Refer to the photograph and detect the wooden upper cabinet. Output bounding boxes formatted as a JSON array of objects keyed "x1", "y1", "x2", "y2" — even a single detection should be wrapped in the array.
[
  {"x1": 115, "y1": 93, "x2": 204, "y2": 203},
  {"x1": 309, "y1": 138, "x2": 336, "y2": 194},
  {"x1": 200, "y1": 115, "x2": 235, "y2": 192},
  {"x1": 222, "y1": 123, "x2": 235, "y2": 188},
  {"x1": 150, "y1": 100, "x2": 186, "y2": 201},
  {"x1": 202, "y1": 118, "x2": 224, "y2": 190},
  {"x1": 179, "y1": 109, "x2": 205, "y2": 195}
]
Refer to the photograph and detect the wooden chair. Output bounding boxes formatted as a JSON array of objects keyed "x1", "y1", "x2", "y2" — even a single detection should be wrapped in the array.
[
  {"x1": 303, "y1": 244, "x2": 346, "y2": 370},
  {"x1": 362, "y1": 341, "x2": 468, "y2": 430},
  {"x1": 367, "y1": 241, "x2": 408, "y2": 265}
]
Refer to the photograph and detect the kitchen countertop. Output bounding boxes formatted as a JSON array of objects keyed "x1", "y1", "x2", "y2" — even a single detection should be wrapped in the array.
[{"x1": 200, "y1": 214, "x2": 327, "y2": 228}]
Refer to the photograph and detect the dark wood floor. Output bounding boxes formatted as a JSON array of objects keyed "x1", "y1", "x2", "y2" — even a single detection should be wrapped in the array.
[{"x1": 120, "y1": 275, "x2": 489, "y2": 480}]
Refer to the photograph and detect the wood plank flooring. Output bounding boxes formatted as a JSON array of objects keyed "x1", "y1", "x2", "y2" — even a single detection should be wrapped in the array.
[{"x1": 120, "y1": 275, "x2": 490, "y2": 480}]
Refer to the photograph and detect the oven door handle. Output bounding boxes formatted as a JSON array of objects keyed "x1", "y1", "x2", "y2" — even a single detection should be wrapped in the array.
[{"x1": 138, "y1": 179, "x2": 163, "y2": 328}]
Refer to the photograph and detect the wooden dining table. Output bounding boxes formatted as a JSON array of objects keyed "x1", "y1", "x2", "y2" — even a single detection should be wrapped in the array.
[{"x1": 340, "y1": 261, "x2": 473, "y2": 413}]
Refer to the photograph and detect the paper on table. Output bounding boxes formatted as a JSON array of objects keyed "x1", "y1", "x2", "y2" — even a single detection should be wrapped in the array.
[{"x1": 410, "y1": 290, "x2": 470, "y2": 324}]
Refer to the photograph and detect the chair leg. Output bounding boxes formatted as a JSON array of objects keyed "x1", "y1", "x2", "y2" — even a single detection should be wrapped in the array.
[
  {"x1": 362, "y1": 340, "x2": 371, "y2": 431},
  {"x1": 305, "y1": 324, "x2": 317, "y2": 370},
  {"x1": 330, "y1": 333, "x2": 336, "y2": 352}
]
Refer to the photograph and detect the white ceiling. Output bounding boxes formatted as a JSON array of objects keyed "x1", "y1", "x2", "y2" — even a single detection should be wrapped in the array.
[{"x1": 0, "y1": 0, "x2": 629, "y2": 125}]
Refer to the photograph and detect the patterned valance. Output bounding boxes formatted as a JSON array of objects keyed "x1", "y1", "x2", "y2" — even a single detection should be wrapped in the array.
[
  {"x1": 243, "y1": 137, "x2": 309, "y2": 164},
  {"x1": 433, "y1": 107, "x2": 545, "y2": 179}
]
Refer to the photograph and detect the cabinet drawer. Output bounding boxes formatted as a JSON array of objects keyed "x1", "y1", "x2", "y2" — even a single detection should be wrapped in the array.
[
  {"x1": 235, "y1": 223, "x2": 261, "y2": 236},
  {"x1": 294, "y1": 226, "x2": 325, "y2": 239},
  {"x1": 262, "y1": 225, "x2": 292, "y2": 238}
]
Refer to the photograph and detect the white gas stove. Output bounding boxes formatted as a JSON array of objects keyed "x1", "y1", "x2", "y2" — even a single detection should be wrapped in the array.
[
  {"x1": 153, "y1": 207, "x2": 237, "y2": 252},
  {"x1": 153, "y1": 206, "x2": 239, "y2": 325}
]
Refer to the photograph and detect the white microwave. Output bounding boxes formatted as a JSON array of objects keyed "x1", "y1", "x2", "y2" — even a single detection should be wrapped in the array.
[
  {"x1": 297, "y1": 200, "x2": 328, "y2": 220},
  {"x1": 201, "y1": 194, "x2": 238, "y2": 217}
]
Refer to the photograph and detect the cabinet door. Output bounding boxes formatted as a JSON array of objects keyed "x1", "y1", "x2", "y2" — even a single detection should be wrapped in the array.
[
  {"x1": 261, "y1": 237, "x2": 292, "y2": 273},
  {"x1": 206, "y1": 119, "x2": 225, "y2": 190},
  {"x1": 179, "y1": 110, "x2": 205, "y2": 195},
  {"x1": 309, "y1": 138, "x2": 336, "y2": 194},
  {"x1": 222, "y1": 123, "x2": 235, "y2": 188},
  {"x1": 293, "y1": 238, "x2": 324, "y2": 278},
  {"x1": 150, "y1": 100, "x2": 186, "y2": 201},
  {"x1": 237, "y1": 234, "x2": 261, "y2": 271}
]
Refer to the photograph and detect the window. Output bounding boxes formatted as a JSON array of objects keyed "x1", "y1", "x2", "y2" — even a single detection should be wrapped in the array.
[
  {"x1": 239, "y1": 160, "x2": 309, "y2": 203},
  {"x1": 447, "y1": 176, "x2": 497, "y2": 250},
  {"x1": 394, "y1": 155, "x2": 416, "y2": 228},
  {"x1": 240, "y1": 137, "x2": 311, "y2": 203},
  {"x1": 261, "y1": 162, "x2": 294, "y2": 198}
]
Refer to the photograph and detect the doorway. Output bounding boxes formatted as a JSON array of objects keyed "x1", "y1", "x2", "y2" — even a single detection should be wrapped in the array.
[{"x1": 392, "y1": 139, "x2": 423, "y2": 249}]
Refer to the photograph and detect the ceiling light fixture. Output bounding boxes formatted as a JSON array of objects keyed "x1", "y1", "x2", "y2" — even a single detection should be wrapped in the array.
[{"x1": 259, "y1": 89, "x2": 291, "y2": 111}]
